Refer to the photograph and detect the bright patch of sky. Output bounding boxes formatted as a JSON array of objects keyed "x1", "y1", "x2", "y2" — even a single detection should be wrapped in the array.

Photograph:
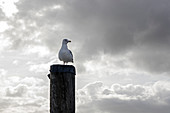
[
  {"x1": 0, "y1": 21, "x2": 9, "y2": 32},
  {"x1": 0, "y1": 0, "x2": 19, "y2": 17},
  {"x1": 0, "y1": 36, "x2": 12, "y2": 51}
]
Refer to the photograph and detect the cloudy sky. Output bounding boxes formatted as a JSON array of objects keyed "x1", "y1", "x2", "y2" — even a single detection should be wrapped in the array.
[{"x1": 1, "y1": 0, "x2": 170, "y2": 113}]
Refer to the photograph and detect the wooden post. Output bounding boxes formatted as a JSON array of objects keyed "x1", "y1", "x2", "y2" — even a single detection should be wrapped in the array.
[{"x1": 48, "y1": 64, "x2": 76, "y2": 113}]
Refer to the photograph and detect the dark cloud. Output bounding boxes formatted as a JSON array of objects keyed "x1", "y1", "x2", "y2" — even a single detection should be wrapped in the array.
[
  {"x1": 130, "y1": 50, "x2": 170, "y2": 74},
  {"x1": 58, "y1": 0, "x2": 170, "y2": 74},
  {"x1": 7, "y1": 0, "x2": 170, "y2": 49},
  {"x1": 3, "y1": 0, "x2": 170, "y2": 74}
]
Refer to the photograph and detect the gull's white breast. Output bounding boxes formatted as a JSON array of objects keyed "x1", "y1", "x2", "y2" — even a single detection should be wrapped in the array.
[{"x1": 59, "y1": 48, "x2": 73, "y2": 62}]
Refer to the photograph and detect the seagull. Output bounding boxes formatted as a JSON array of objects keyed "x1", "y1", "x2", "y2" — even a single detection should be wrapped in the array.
[{"x1": 58, "y1": 39, "x2": 73, "y2": 65}]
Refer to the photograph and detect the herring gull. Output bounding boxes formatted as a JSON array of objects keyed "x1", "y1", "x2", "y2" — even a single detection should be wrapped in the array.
[{"x1": 58, "y1": 39, "x2": 73, "y2": 65}]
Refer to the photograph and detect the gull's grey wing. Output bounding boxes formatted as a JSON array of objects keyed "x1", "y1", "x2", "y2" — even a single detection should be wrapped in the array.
[
  {"x1": 69, "y1": 50, "x2": 74, "y2": 63},
  {"x1": 69, "y1": 50, "x2": 73, "y2": 57}
]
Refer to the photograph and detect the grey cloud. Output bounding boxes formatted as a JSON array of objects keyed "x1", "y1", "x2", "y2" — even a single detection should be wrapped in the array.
[
  {"x1": 111, "y1": 84, "x2": 146, "y2": 97},
  {"x1": 0, "y1": 9, "x2": 6, "y2": 20},
  {"x1": 0, "y1": 97, "x2": 48, "y2": 113},
  {"x1": 3, "y1": 0, "x2": 55, "y2": 49},
  {"x1": 77, "y1": 81, "x2": 170, "y2": 113},
  {"x1": 6, "y1": 84, "x2": 27, "y2": 97},
  {"x1": 0, "y1": 98, "x2": 12, "y2": 112},
  {"x1": 94, "y1": 98, "x2": 170, "y2": 113},
  {"x1": 16, "y1": 0, "x2": 61, "y2": 14},
  {"x1": 130, "y1": 50, "x2": 170, "y2": 74}
]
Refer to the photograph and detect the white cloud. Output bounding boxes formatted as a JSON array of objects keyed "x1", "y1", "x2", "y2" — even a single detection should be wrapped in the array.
[
  {"x1": 0, "y1": 76, "x2": 49, "y2": 113},
  {"x1": 0, "y1": 68, "x2": 7, "y2": 76},
  {"x1": 29, "y1": 59, "x2": 56, "y2": 73},
  {"x1": 6, "y1": 84, "x2": 27, "y2": 97},
  {"x1": 0, "y1": 36, "x2": 12, "y2": 52},
  {"x1": 0, "y1": 68, "x2": 7, "y2": 87},
  {"x1": 0, "y1": 97, "x2": 48, "y2": 113},
  {"x1": 12, "y1": 60, "x2": 19, "y2": 65},
  {"x1": 24, "y1": 45, "x2": 51, "y2": 57}
]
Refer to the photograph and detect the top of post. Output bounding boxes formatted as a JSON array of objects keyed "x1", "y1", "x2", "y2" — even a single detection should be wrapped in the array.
[{"x1": 50, "y1": 64, "x2": 76, "y2": 75}]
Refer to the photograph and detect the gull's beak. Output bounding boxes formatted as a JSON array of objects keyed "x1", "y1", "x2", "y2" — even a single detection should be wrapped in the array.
[{"x1": 68, "y1": 40, "x2": 71, "y2": 42}]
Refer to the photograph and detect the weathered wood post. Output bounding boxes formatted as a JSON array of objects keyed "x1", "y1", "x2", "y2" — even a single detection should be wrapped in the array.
[{"x1": 48, "y1": 64, "x2": 76, "y2": 113}]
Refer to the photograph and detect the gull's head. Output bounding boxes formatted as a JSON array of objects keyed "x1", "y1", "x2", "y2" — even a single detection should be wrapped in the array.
[{"x1": 62, "y1": 39, "x2": 71, "y2": 44}]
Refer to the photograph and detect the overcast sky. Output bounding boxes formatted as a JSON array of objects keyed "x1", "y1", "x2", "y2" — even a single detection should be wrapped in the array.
[{"x1": 1, "y1": 0, "x2": 170, "y2": 113}]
